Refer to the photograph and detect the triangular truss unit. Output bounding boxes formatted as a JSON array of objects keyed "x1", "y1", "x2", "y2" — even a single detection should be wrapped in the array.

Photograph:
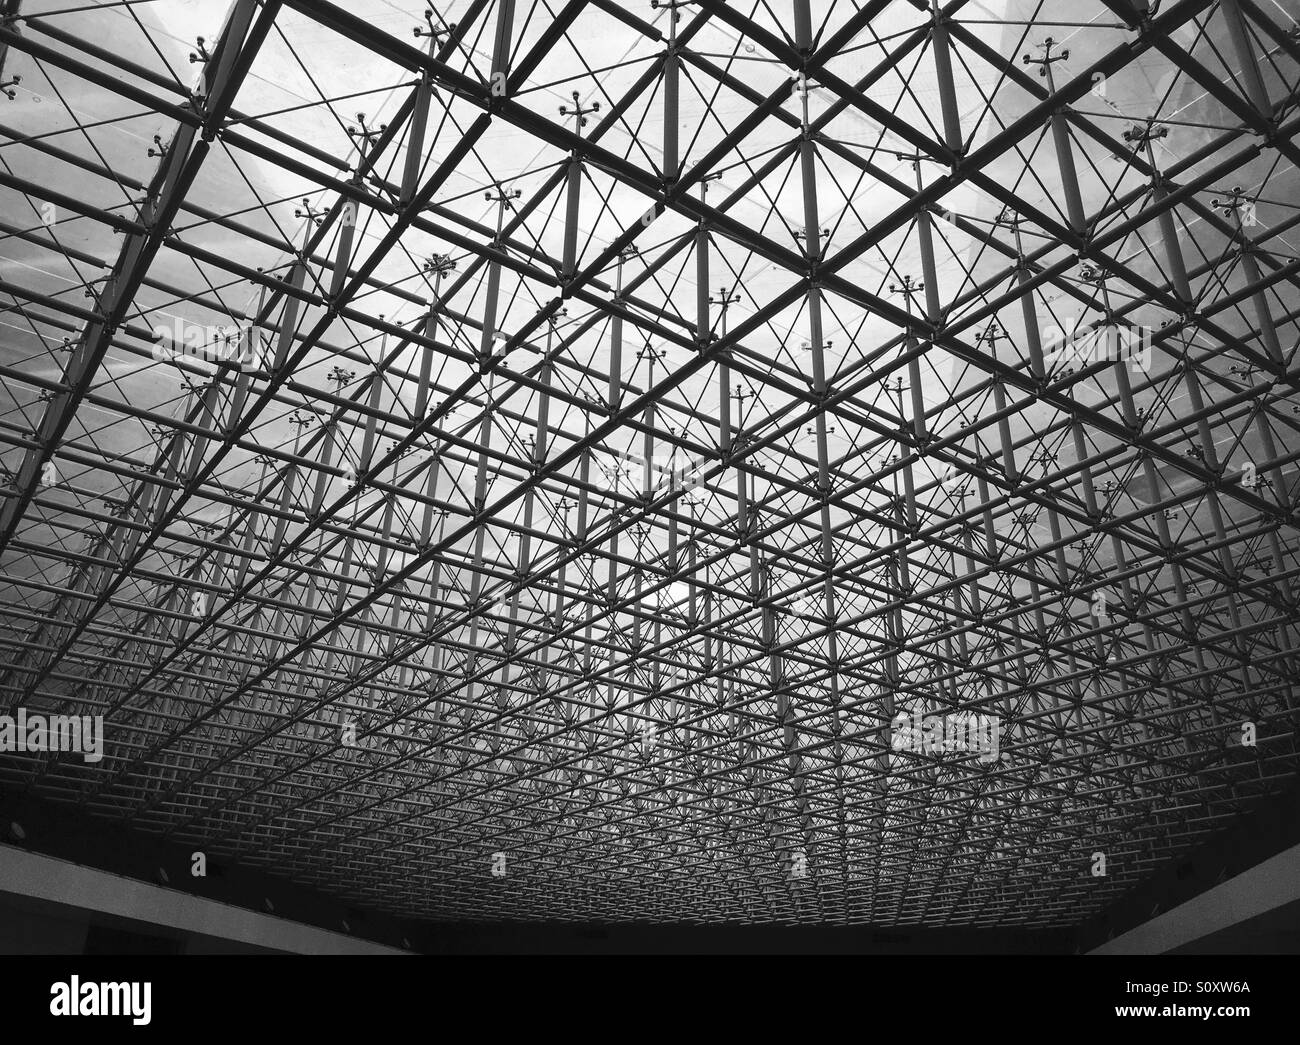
[{"x1": 0, "y1": 0, "x2": 1298, "y2": 927}]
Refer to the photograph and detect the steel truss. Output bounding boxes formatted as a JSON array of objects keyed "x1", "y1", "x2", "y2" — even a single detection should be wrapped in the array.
[{"x1": 0, "y1": 0, "x2": 1298, "y2": 926}]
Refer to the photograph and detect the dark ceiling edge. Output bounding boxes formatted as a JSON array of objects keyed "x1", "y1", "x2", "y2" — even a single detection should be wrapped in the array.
[
  {"x1": 1073, "y1": 770, "x2": 1300, "y2": 953},
  {"x1": 0, "y1": 790, "x2": 429, "y2": 951},
  {"x1": 0, "y1": 888, "x2": 284, "y2": 954},
  {"x1": 9, "y1": 776, "x2": 1300, "y2": 954},
  {"x1": 407, "y1": 920, "x2": 1073, "y2": 954},
  {"x1": 0, "y1": 790, "x2": 1079, "y2": 952}
]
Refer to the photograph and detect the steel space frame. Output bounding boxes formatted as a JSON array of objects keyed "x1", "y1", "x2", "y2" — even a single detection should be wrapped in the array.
[{"x1": 0, "y1": 0, "x2": 1298, "y2": 926}]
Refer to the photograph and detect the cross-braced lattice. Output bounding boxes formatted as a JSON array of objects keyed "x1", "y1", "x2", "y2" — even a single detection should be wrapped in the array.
[{"x1": 1, "y1": 0, "x2": 1298, "y2": 926}]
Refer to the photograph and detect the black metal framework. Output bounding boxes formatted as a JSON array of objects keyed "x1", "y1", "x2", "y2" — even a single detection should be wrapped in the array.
[{"x1": 0, "y1": 0, "x2": 1297, "y2": 927}]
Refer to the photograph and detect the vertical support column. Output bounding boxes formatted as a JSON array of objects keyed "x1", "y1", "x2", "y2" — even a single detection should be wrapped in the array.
[
  {"x1": 334, "y1": 111, "x2": 387, "y2": 298},
  {"x1": 418, "y1": 452, "x2": 442, "y2": 548},
  {"x1": 334, "y1": 504, "x2": 358, "y2": 618},
  {"x1": 887, "y1": 279, "x2": 928, "y2": 446},
  {"x1": 1127, "y1": 126, "x2": 1193, "y2": 308},
  {"x1": 709, "y1": 283, "x2": 740, "y2": 455},
  {"x1": 309, "y1": 415, "x2": 338, "y2": 519},
  {"x1": 402, "y1": 18, "x2": 440, "y2": 205},
  {"x1": 1023, "y1": 39, "x2": 1086, "y2": 236},
  {"x1": 687, "y1": 537, "x2": 698, "y2": 624},
  {"x1": 1239, "y1": 246, "x2": 1285, "y2": 368},
  {"x1": 930, "y1": 0, "x2": 962, "y2": 156},
  {"x1": 233, "y1": 450, "x2": 266, "y2": 594},
  {"x1": 637, "y1": 344, "x2": 665, "y2": 498},
  {"x1": 358, "y1": 361, "x2": 384, "y2": 475},
  {"x1": 535, "y1": 314, "x2": 559, "y2": 467},
  {"x1": 974, "y1": 475, "x2": 998, "y2": 561},
  {"x1": 660, "y1": 1, "x2": 681, "y2": 179},
  {"x1": 609, "y1": 247, "x2": 633, "y2": 411},
  {"x1": 424, "y1": 503, "x2": 446, "y2": 637},
  {"x1": 797, "y1": 64, "x2": 838, "y2": 507},
  {"x1": 375, "y1": 479, "x2": 398, "y2": 583},
  {"x1": 330, "y1": 198, "x2": 358, "y2": 300},
  {"x1": 273, "y1": 411, "x2": 310, "y2": 556},
  {"x1": 1219, "y1": 0, "x2": 1272, "y2": 118},
  {"x1": 1000, "y1": 213, "x2": 1047, "y2": 382},
  {"x1": 480, "y1": 183, "x2": 519, "y2": 365},
  {"x1": 1072, "y1": 420, "x2": 1099, "y2": 520},
  {"x1": 416, "y1": 254, "x2": 455, "y2": 419},
  {"x1": 1181, "y1": 361, "x2": 1237, "y2": 577},
  {"x1": 791, "y1": 30, "x2": 848, "y2": 728},
  {"x1": 558, "y1": 90, "x2": 600, "y2": 279},
  {"x1": 1208, "y1": 186, "x2": 1286, "y2": 369},
  {"x1": 272, "y1": 262, "x2": 305, "y2": 375},
  {"x1": 607, "y1": 526, "x2": 621, "y2": 606},
  {"x1": 575, "y1": 446, "x2": 592, "y2": 545},
  {"x1": 490, "y1": 0, "x2": 516, "y2": 99},
  {"x1": 976, "y1": 323, "x2": 1018, "y2": 487},
  {"x1": 667, "y1": 489, "x2": 680, "y2": 574},
  {"x1": 1251, "y1": 408, "x2": 1290, "y2": 513}
]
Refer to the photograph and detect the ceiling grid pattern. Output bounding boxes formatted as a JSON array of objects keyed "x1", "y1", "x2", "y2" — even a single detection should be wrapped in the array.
[{"x1": 0, "y1": 0, "x2": 1297, "y2": 926}]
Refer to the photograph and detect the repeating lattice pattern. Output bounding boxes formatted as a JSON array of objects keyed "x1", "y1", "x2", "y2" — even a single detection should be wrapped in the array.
[{"x1": 0, "y1": 0, "x2": 1298, "y2": 926}]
